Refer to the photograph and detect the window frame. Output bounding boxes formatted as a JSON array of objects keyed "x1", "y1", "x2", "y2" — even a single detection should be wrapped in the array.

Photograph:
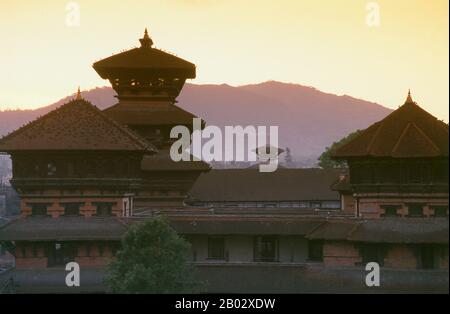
[
  {"x1": 381, "y1": 205, "x2": 399, "y2": 217},
  {"x1": 94, "y1": 202, "x2": 114, "y2": 217},
  {"x1": 253, "y1": 235, "x2": 279, "y2": 262},
  {"x1": 308, "y1": 240, "x2": 324, "y2": 262},
  {"x1": 29, "y1": 203, "x2": 50, "y2": 217},
  {"x1": 408, "y1": 204, "x2": 424, "y2": 217},
  {"x1": 207, "y1": 236, "x2": 226, "y2": 260},
  {"x1": 62, "y1": 202, "x2": 83, "y2": 216}
]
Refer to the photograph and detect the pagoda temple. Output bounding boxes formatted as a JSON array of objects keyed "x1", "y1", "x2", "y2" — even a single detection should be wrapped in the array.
[
  {"x1": 93, "y1": 29, "x2": 210, "y2": 208},
  {"x1": 333, "y1": 91, "x2": 449, "y2": 219},
  {"x1": 0, "y1": 94, "x2": 154, "y2": 269}
]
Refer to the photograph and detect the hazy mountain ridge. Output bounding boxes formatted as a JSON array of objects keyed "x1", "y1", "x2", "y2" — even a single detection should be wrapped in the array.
[{"x1": 0, "y1": 81, "x2": 392, "y2": 158}]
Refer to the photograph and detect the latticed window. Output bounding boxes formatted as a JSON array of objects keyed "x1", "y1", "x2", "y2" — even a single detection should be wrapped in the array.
[
  {"x1": 208, "y1": 236, "x2": 225, "y2": 260},
  {"x1": 254, "y1": 236, "x2": 279, "y2": 262},
  {"x1": 30, "y1": 203, "x2": 48, "y2": 216},
  {"x1": 308, "y1": 240, "x2": 323, "y2": 261},
  {"x1": 381, "y1": 205, "x2": 399, "y2": 217},
  {"x1": 63, "y1": 203, "x2": 81, "y2": 216},
  {"x1": 360, "y1": 244, "x2": 385, "y2": 267},
  {"x1": 95, "y1": 203, "x2": 113, "y2": 216},
  {"x1": 433, "y1": 206, "x2": 448, "y2": 217},
  {"x1": 408, "y1": 204, "x2": 424, "y2": 217}
]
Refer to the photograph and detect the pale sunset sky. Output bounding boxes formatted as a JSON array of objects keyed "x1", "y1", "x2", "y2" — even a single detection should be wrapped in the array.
[{"x1": 0, "y1": 0, "x2": 448, "y2": 121}]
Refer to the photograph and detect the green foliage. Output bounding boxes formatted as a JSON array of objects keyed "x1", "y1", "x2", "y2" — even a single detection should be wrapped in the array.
[
  {"x1": 318, "y1": 130, "x2": 361, "y2": 169},
  {"x1": 106, "y1": 217, "x2": 204, "y2": 293}
]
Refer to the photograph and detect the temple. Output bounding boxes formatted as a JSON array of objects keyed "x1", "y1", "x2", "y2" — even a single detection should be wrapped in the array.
[
  {"x1": 93, "y1": 29, "x2": 209, "y2": 208},
  {"x1": 0, "y1": 31, "x2": 448, "y2": 293}
]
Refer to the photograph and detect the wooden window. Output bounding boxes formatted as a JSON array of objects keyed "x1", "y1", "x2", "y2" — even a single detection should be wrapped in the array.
[
  {"x1": 254, "y1": 236, "x2": 279, "y2": 262},
  {"x1": 381, "y1": 205, "x2": 399, "y2": 217},
  {"x1": 408, "y1": 204, "x2": 423, "y2": 217},
  {"x1": 360, "y1": 244, "x2": 385, "y2": 267},
  {"x1": 98, "y1": 242, "x2": 105, "y2": 257},
  {"x1": 63, "y1": 203, "x2": 81, "y2": 216},
  {"x1": 30, "y1": 203, "x2": 48, "y2": 216},
  {"x1": 433, "y1": 206, "x2": 448, "y2": 217},
  {"x1": 208, "y1": 236, "x2": 225, "y2": 260},
  {"x1": 308, "y1": 240, "x2": 323, "y2": 261},
  {"x1": 95, "y1": 203, "x2": 113, "y2": 216},
  {"x1": 47, "y1": 242, "x2": 76, "y2": 267},
  {"x1": 419, "y1": 245, "x2": 436, "y2": 269}
]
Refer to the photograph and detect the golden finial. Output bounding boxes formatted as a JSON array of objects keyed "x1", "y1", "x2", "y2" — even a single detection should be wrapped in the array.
[
  {"x1": 139, "y1": 28, "x2": 153, "y2": 48},
  {"x1": 405, "y1": 89, "x2": 413, "y2": 104},
  {"x1": 76, "y1": 86, "x2": 82, "y2": 100}
]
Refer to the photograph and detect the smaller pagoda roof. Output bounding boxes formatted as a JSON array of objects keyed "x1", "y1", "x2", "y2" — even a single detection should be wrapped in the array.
[
  {"x1": 103, "y1": 102, "x2": 199, "y2": 126},
  {"x1": 93, "y1": 29, "x2": 196, "y2": 79},
  {"x1": 0, "y1": 95, "x2": 156, "y2": 153},
  {"x1": 333, "y1": 91, "x2": 449, "y2": 159}
]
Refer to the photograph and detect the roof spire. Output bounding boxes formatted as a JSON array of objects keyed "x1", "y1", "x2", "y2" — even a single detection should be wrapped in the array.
[
  {"x1": 405, "y1": 89, "x2": 414, "y2": 104},
  {"x1": 75, "y1": 86, "x2": 82, "y2": 100},
  {"x1": 139, "y1": 28, "x2": 153, "y2": 48}
]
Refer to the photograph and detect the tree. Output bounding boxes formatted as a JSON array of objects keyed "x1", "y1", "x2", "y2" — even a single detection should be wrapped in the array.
[
  {"x1": 318, "y1": 130, "x2": 361, "y2": 169},
  {"x1": 106, "y1": 217, "x2": 203, "y2": 293},
  {"x1": 284, "y1": 147, "x2": 293, "y2": 165}
]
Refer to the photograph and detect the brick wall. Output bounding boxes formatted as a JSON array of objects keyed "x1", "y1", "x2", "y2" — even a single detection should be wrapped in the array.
[
  {"x1": 323, "y1": 241, "x2": 361, "y2": 267},
  {"x1": 20, "y1": 197, "x2": 126, "y2": 218},
  {"x1": 384, "y1": 245, "x2": 417, "y2": 269},
  {"x1": 16, "y1": 257, "x2": 48, "y2": 269},
  {"x1": 358, "y1": 198, "x2": 448, "y2": 218}
]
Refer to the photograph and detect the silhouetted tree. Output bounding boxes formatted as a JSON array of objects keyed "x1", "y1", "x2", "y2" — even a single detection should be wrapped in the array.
[
  {"x1": 318, "y1": 130, "x2": 361, "y2": 169},
  {"x1": 106, "y1": 217, "x2": 203, "y2": 293},
  {"x1": 284, "y1": 147, "x2": 293, "y2": 165}
]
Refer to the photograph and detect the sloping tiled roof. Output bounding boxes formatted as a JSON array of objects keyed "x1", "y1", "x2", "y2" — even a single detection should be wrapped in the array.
[
  {"x1": 189, "y1": 168, "x2": 341, "y2": 202},
  {"x1": 103, "y1": 102, "x2": 199, "y2": 126},
  {"x1": 306, "y1": 220, "x2": 358, "y2": 240},
  {"x1": 306, "y1": 218, "x2": 449, "y2": 244},
  {"x1": 347, "y1": 218, "x2": 449, "y2": 244},
  {"x1": 166, "y1": 217, "x2": 323, "y2": 235},
  {"x1": 0, "y1": 99, "x2": 156, "y2": 152},
  {"x1": 333, "y1": 93, "x2": 449, "y2": 158},
  {"x1": 0, "y1": 217, "x2": 128, "y2": 241}
]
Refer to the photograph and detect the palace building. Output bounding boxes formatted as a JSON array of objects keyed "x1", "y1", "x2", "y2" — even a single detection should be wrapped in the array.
[{"x1": 0, "y1": 30, "x2": 448, "y2": 293}]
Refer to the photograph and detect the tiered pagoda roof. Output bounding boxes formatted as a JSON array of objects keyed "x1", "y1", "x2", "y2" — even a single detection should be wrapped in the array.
[
  {"x1": 0, "y1": 95, "x2": 156, "y2": 153},
  {"x1": 103, "y1": 101, "x2": 198, "y2": 126},
  {"x1": 93, "y1": 29, "x2": 195, "y2": 80},
  {"x1": 333, "y1": 91, "x2": 449, "y2": 159}
]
